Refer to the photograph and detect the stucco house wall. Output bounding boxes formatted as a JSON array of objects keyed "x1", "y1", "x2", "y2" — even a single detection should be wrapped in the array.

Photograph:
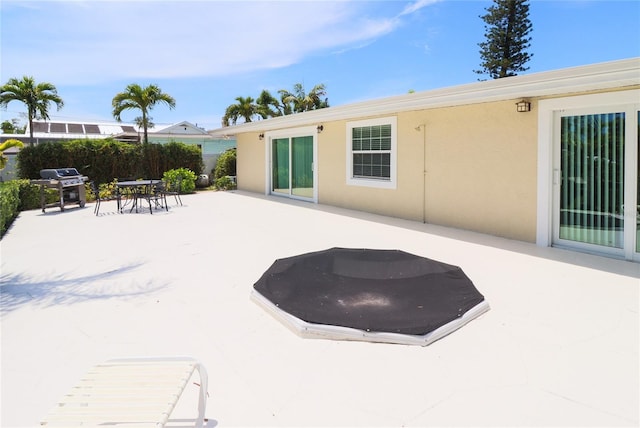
[
  {"x1": 235, "y1": 99, "x2": 538, "y2": 242},
  {"x1": 236, "y1": 132, "x2": 266, "y2": 193},
  {"x1": 417, "y1": 101, "x2": 538, "y2": 242}
]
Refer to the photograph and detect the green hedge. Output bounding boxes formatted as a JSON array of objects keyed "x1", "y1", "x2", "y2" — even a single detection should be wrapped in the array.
[
  {"x1": 0, "y1": 181, "x2": 20, "y2": 237},
  {"x1": 17, "y1": 139, "x2": 204, "y2": 184},
  {"x1": 1, "y1": 179, "x2": 56, "y2": 237},
  {"x1": 16, "y1": 179, "x2": 58, "y2": 211}
]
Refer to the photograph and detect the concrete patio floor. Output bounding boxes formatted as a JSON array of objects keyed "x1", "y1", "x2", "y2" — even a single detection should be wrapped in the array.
[{"x1": 1, "y1": 190, "x2": 638, "y2": 427}]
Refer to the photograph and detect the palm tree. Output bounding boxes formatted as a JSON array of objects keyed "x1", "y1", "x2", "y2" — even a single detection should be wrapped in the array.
[
  {"x1": 112, "y1": 83, "x2": 176, "y2": 144},
  {"x1": 222, "y1": 96, "x2": 259, "y2": 126},
  {"x1": 222, "y1": 83, "x2": 329, "y2": 126},
  {"x1": 0, "y1": 76, "x2": 64, "y2": 146},
  {"x1": 277, "y1": 89, "x2": 295, "y2": 116},
  {"x1": 256, "y1": 90, "x2": 283, "y2": 119},
  {"x1": 0, "y1": 138, "x2": 24, "y2": 171},
  {"x1": 279, "y1": 83, "x2": 328, "y2": 113}
]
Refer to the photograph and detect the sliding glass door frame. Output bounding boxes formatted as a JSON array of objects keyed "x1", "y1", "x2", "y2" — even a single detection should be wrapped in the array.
[
  {"x1": 538, "y1": 90, "x2": 639, "y2": 261},
  {"x1": 264, "y1": 126, "x2": 318, "y2": 203}
]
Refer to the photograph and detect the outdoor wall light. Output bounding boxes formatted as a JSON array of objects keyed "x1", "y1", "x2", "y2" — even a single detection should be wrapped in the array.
[
  {"x1": 317, "y1": 125, "x2": 324, "y2": 133},
  {"x1": 516, "y1": 100, "x2": 531, "y2": 112},
  {"x1": 259, "y1": 133, "x2": 264, "y2": 140}
]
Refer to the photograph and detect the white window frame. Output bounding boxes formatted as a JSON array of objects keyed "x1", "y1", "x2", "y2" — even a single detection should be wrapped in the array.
[{"x1": 346, "y1": 116, "x2": 397, "y2": 189}]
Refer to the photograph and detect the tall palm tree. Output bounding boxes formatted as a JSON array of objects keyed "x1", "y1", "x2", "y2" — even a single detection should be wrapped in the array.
[
  {"x1": 112, "y1": 83, "x2": 176, "y2": 144},
  {"x1": 277, "y1": 89, "x2": 295, "y2": 116},
  {"x1": 0, "y1": 76, "x2": 64, "y2": 146},
  {"x1": 256, "y1": 90, "x2": 283, "y2": 119},
  {"x1": 222, "y1": 96, "x2": 259, "y2": 126},
  {"x1": 279, "y1": 83, "x2": 328, "y2": 113}
]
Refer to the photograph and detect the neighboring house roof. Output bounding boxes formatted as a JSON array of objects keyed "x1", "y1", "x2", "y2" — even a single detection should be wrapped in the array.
[
  {"x1": 20, "y1": 120, "x2": 217, "y2": 143},
  {"x1": 154, "y1": 121, "x2": 209, "y2": 136},
  {"x1": 208, "y1": 57, "x2": 640, "y2": 138},
  {"x1": 25, "y1": 120, "x2": 141, "y2": 140}
]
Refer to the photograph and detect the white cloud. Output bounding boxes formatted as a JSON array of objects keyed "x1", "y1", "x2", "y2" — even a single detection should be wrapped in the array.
[
  {"x1": 399, "y1": 0, "x2": 442, "y2": 17},
  {"x1": 1, "y1": 0, "x2": 429, "y2": 85}
]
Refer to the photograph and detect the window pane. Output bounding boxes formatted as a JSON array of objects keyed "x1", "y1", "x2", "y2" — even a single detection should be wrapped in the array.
[
  {"x1": 292, "y1": 136, "x2": 313, "y2": 198},
  {"x1": 352, "y1": 153, "x2": 391, "y2": 179},
  {"x1": 272, "y1": 138, "x2": 289, "y2": 194},
  {"x1": 381, "y1": 136, "x2": 391, "y2": 150},
  {"x1": 352, "y1": 125, "x2": 392, "y2": 152}
]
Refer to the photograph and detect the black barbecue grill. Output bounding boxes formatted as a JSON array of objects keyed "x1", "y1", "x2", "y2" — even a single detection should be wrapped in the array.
[{"x1": 31, "y1": 168, "x2": 88, "y2": 212}]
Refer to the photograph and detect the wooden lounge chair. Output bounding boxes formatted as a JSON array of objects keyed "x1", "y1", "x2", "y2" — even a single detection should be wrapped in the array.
[{"x1": 40, "y1": 357, "x2": 208, "y2": 427}]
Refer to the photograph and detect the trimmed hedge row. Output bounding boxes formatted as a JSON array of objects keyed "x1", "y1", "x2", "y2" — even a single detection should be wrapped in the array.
[
  {"x1": 0, "y1": 179, "x2": 59, "y2": 237},
  {"x1": 0, "y1": 181, "x2": 19, "y2": 237},
  {"x1": 17, "y1": 139, "x2": 204, "y2": 185}
]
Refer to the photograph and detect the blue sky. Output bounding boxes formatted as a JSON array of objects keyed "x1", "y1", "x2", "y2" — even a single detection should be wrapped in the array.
[{"x1": 1, "y1": 0, "x2": 639, "y2": 131}]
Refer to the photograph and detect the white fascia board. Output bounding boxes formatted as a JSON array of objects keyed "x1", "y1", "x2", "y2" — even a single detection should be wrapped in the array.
[{"x1": 208, "y1": 58, "x2": 640, "y2": 137}]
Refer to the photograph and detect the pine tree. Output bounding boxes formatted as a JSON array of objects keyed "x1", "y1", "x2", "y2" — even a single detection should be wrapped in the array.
[{"x1": 475, "y1": 0, "x2": 533, "y2": 79}]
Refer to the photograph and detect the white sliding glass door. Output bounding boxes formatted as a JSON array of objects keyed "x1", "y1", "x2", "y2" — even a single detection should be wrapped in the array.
[
  {"x1": 267, "y1": 127, "x2": 317, "y2": 202},
  {"x1": 552, "y1": 104, "x2": 639, "y2": 260}
]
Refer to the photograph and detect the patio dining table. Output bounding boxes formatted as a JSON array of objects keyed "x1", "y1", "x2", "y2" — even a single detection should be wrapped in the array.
[{"x1": 116, "y1": 179, "x2": 163, "y2": 214}]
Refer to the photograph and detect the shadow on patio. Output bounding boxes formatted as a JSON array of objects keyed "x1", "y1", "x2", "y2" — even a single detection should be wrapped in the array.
[{"x1": 0, "y1": 262, "x2": 167, "y2": 315}]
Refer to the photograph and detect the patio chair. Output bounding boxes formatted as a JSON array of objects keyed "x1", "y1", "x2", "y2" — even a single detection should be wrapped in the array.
[
  {"x1": 90, "y1": 181, "x2": 119, "y2": 216},
  {"x1": 40, "y1": 356, "x2": 208, "y2": 427},
  {"x1": 162, "y1": 176, "x2": 183, "y2": 206},
  {"x1": 127, "y1": 181, "x2": 166, "y2": 214},
  {"x1": 147, "y1": 181, "x2": 168, "y2": 213}
]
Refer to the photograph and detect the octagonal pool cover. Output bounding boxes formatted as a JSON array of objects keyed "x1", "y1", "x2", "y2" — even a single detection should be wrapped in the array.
[{"x1": 251, "y1": 248, "x2": 490, "y2": 346}]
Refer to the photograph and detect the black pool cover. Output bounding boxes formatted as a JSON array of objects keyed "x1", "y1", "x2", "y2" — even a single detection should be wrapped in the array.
[{"x1": 253, "y1": 247, "x2": 487, "y2": 336}]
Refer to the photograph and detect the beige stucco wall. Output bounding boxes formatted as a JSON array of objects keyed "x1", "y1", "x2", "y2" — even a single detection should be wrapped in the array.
[
  {"x1": 236, "y1": 131, "x2": 266, "y2": 193},
  {"x1": 316, "y1": 101, "x2": 538, "y2": 242},
  {"x1": 236, "y1": 99, "x2": 538, "y2": 242},
  {"x1": 418, "y1": 101, "x2": 537, "y2": 242}
]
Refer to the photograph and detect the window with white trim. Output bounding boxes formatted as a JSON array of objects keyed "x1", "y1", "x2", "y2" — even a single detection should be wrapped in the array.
[{"x1": 346, "y1": 116, "x2": 397, "y2": 189}]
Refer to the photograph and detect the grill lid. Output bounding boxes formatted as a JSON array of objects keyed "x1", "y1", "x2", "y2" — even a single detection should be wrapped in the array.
[{"x1": 40, "y1": 168, "x2": 81, "y2": 179}]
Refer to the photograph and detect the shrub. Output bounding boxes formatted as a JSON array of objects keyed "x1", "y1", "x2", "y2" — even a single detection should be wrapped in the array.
[
  {"x1": 0, "y1": 179, "x2": 54, "y2": 237},
  {"x1": 15, "y1": 179, "x2": 57, "y2": 211},
  {"x1": 0, "y1": 181, "x2": 20, "y2": 237},
  {"x1": 162, "y1": 168, "x2": 197, "y2": 194},
  {"x1": 16, "y1": 179, "x2": 42, "y2": 211},
  {"x1": 213, "y1": 148, "x2": 236, "y2": 180},
  {"x1": 215, "y1": 175, "x2": 236, "y2": 191}
]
